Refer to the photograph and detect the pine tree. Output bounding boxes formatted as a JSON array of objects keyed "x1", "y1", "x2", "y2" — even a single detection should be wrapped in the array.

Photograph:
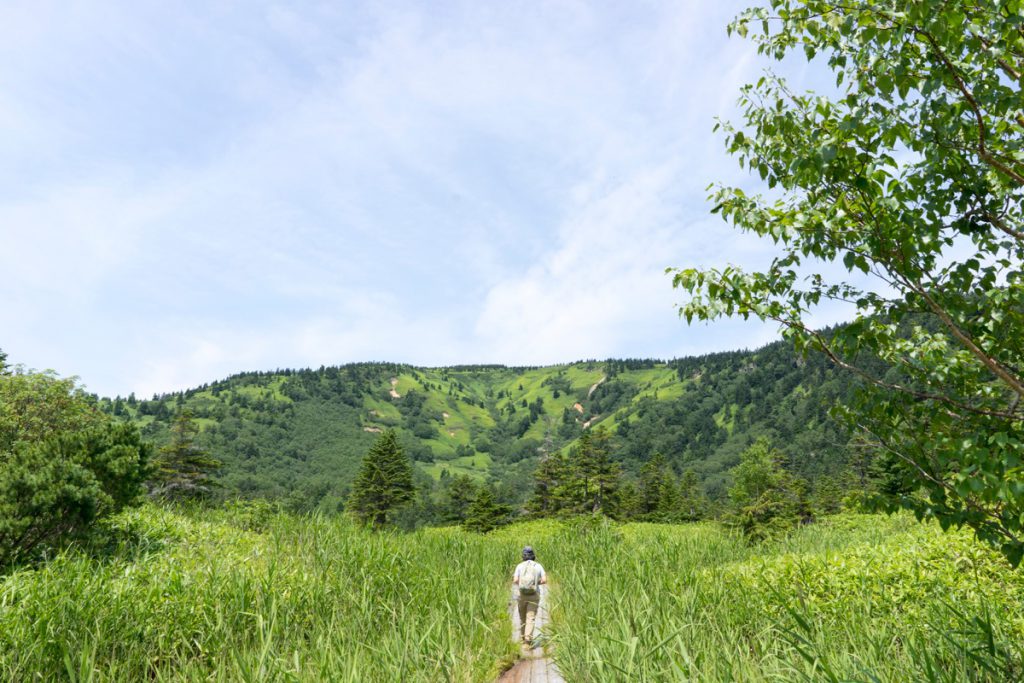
[
  {"x1": 527, "y1": 452, "x2": 569, "y2": 517},
  {"x1": 727, "y1": 437, "x2": 812, "y2": 541},
  {"x1": 615, "y1": 481, "x2": 643, "y2": 520},
  {"x1": 529, "y1": 427, "x2": 621, "y2": 517},
  {"x1": 677, "y1": 469, "x2": 707, "y2": 521},
  {"x1": 654, "y1": 473, "x2": 682, "y2": 522},
  {"x1": 639, "y1": 453, "x2": 673, "y2": 518},
  {"x1": 348, "y1": 430, "x2": 415, "y2": 527},
  {"x1": 440, "y1": 474, "x2": 478, "y2": 524},
  {"x1": 151, "y1": 410, "x2": 222, "y2": 501},
  {"x1": 566, "y1": 432, "x2": 593, "y2": 511},
  {"x1": 585, "y1": 426, "x2": 620, "y2": 514},
  {"x1": 463, "y1": 486, "x2": 512, "y2": 533}
]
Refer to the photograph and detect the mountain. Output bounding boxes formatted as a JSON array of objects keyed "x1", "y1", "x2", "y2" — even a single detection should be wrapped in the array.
[{"x1": 98, "y1": 337, "x2": 856, "y2": 512}]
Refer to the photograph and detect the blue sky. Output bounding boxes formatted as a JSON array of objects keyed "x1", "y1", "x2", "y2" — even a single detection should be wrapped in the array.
[{"x1": 1, "y1": 0, "x2": 842, "y2": 398}]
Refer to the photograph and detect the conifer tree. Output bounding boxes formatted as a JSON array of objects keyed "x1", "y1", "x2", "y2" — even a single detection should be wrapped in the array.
[
  {"x1": 440, "y1": 473, "x2": 478, "y2": 524},
  {"x1": 677, "y1": 469, "x2": 708, "y2": 521},
  {"x1": 527, "y1": 452, "x2": 569, "y2": 517},
  {"x1": 151, "y1": 409, "x2": 222, "y2": 502},
  {"x1": 528, "y1": 427, "x2": 622, "y2": 517},
  {"x1": 462, "y1": 486, "x2": 512, "y2": 533},
  {"x1": 585, "y1": 426, "x2": 620, "y2": 514},
  {"x1": 348, "y1": 430, "x2": 415, "y2": 527},
  {"x1": 639, "y1": 453, "x2": 674, "y2": 518},
  {"x1": 727, "y1": 437, "x2": 812, "y2": 541},
  {"x1": 615, "y1": 481, "x2": 643, "y2": 520}
]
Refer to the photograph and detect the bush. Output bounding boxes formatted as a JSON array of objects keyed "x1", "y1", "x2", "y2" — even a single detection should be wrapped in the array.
[
  {"x1": 0, "y1": 422, "x2": 150, "y2": 568},
  {"x1": 0, "y1": 368, "x2": 150, "y2": 570}
]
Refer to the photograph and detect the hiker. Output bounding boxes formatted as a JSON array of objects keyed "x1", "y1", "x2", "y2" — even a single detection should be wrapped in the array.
[{"x1": 512, "y1": 546, "x2": 547, "y2": 645}]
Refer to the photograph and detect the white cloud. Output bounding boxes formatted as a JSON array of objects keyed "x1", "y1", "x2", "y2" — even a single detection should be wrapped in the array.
[{"x1": 0, "y1": 0, "x2": 822, "y2": 397}]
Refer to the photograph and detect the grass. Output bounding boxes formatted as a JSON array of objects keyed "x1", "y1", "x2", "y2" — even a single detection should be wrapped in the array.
[
  {"x1": 0, "y1": 506, "x2": 523, "y2": 682},
  {"x1": 2, "y1": 509, "x2": 1022, "y2": 681},
  {"x1": 545, "y1": 514, "x2": 1024, "y2": 682}
]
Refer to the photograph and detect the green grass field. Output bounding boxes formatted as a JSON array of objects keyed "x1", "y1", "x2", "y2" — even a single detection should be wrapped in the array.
[{"x1": 2, "y1": 508, "x2": 1021, "y2": 682}]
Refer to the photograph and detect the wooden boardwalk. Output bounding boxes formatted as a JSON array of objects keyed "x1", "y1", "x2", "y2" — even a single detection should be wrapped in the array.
[{"x1": 497, "y1": 587, "x2": 565, "y2": 683}]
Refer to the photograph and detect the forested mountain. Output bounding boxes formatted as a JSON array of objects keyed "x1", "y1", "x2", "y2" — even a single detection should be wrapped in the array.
[{"x1": 97, "y1": 335, "x2": 857, "y2": 515}]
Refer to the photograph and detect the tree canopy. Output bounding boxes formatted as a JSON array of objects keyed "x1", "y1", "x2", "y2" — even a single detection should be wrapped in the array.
[{"x1": 674, "y1": 0, "x2": 1024, "y2": 563}]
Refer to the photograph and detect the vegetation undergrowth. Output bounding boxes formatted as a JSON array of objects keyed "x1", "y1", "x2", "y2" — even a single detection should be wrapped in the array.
[
  {"x1": 3, "y1": 507, "x2": 1021, "y2": 682},
  {"x1": 546, "y1": 514, "x2": 1024, "y2": 682},
  {"x1": 0, "y1": 504, "x2": 539, "y2": 682}
]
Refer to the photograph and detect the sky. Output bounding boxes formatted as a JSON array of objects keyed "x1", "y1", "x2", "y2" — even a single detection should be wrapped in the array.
[{"x1": 0, "y1": 0, "x2": 843, "y2": 399}]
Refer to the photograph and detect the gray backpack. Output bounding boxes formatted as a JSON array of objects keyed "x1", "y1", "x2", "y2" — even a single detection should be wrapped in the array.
[{"x1": 519, "y1": 561, "x2": 540, "y2": 595}]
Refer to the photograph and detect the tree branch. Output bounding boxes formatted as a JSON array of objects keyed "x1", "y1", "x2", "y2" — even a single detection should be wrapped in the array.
[
  {"x1": 917, "y1": 28, "x2": 1024, "y2": 186},
  {"x1": 904, "y1": 279, "x2": 1024, "y2": 397}
]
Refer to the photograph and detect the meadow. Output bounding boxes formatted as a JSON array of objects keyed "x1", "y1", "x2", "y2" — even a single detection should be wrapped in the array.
[{"x1": 2, "y1": 506, "x2": 1022, "y2": 682}]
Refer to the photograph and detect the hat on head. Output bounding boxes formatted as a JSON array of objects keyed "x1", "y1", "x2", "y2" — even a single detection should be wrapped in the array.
[{"x1": 522, "y1": 546, "x2": 535, "y2": 561}]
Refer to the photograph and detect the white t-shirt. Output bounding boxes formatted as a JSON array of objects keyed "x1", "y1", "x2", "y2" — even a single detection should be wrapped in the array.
[{"x1": 513, "y1": 560, "x2": 546, "y2": 587}]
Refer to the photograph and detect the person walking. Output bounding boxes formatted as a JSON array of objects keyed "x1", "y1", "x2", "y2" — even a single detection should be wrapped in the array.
[{"x1": 513, "y1": 546, "x2": 547, "y2": 647}]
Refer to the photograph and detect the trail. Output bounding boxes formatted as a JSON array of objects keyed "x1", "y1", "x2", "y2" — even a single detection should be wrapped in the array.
[
  {"x1": 497, "y1": 587, "x2": 564, "y2": 683},
  {"x1": 587, "y1": 376, "x2": 606, "y2": 399}
]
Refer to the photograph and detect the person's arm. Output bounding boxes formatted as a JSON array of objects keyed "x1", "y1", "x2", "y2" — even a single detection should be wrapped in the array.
[{"x1": 540, "y1": 566, "x2": 548, "y2": 584}]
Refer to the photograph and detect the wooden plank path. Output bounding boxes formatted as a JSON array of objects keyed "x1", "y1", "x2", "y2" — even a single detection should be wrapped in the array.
[{"x1": 497, "y1": 587, "x2": 565, "y2": 683}]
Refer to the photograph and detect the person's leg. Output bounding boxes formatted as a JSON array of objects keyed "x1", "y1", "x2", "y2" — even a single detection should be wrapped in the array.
[
  {"x1": 522, "y1": 596, "x2": 539, "y2": 644},
  {"x1": 517, "y1": 598, "x2": 528, "y2": 642}
]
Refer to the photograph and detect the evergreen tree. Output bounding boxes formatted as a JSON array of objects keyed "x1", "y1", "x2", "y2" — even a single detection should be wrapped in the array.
[
  {"x1": 348, "y1": 430, "x2": 415, "y2": 527},
  {"x1": 151, "y1": 410, "x2": 222, "y2": 502},
  {"x1": 463, "y1": 486, "x2": 512, "y2": 533},
  {"x1": 439, "y1": 474, "x2": 478, "y2": 524},
  {"x1": 586, "y1": 426, "x2": 620, "y2": 514},
  {"x1": 810, "y1": 474, "x2": 844, "y2": 515},
  {"x1": 639, "y1": 453, "x2": 678, "y2": 520},
  {"x1": 527, "y1": 452, "x2": 569, "y2": 517},
  {"x1": 727, "y1": 438, "x2": 811, "y2": 541},
  {"x1": 615, "y1": 481, "x2": 643, "y2": 520},
  {"x1": 677, "y1": 469, "x2": 707, "y2": 521},
  {"x1": 652, "y1": 474, "x2": 682, "y2": 523}
]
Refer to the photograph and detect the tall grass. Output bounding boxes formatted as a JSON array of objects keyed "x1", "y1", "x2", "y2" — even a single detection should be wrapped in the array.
[
  {"x1": 544, "y1": 514, "x2": 1024, "y2": 682},
  {"x1": 2, "y1": 508, "x2": 1022, "y2": 681},
  {"x1": 0, "y1": 506, "x2": 555, "y2": 682}
]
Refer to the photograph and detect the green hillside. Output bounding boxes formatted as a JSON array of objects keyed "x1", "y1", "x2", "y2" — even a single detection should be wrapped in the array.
[{"x1": 99, "y1": 338, "x2": 854, "y2": 514}]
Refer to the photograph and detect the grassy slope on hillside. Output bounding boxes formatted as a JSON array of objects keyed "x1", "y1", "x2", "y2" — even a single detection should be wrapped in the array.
[{"x1": 2, "y1": 509, "x2": 1022, "y2": 682}]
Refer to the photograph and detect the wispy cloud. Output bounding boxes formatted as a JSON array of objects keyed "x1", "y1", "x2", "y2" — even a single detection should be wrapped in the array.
[{"x1": 0, "y1": 0, "x2": 833, "y2": 397}]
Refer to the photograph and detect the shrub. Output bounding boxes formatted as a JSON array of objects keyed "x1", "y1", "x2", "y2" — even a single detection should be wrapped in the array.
[{"x1": 0, "y1": 368, "x2": 150, "y2": 570}]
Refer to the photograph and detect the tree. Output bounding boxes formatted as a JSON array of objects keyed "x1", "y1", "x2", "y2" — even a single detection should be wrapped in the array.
[
  {"x1": 527, "y1": 452, "x2": 571, "y2": 517},
  {"x1": 463, "y1": 486, "x2": 512, "y2": 533},
  {"x1": 150, "y1": 410, "x2": 222, "y2": 502},
  {"x1": 674, "y1": 1, "x2": 1024, "y2": 564},
  {"x1": 727, "y1": 438, "x2": 811, "y2": 541},
  {"x1": 579, "y1": 427, "x2": 620, "y2": 514},
  {"x1": 348, "y1": 430, "x2": 415, "y2": 527},
  {"x1": 0, "y1": 366, "x2": 149, "y2": 569},
  {"x1": 678, "y1": 469, "x2": 708, "y2": 521},
  {"x1": 439, "y1": 473, "x2": 479, "y2": 524},
  {"x1": 526, "y1": 428, "x2": 622, "y2": 518},
  {"x1": 616, "y1": 480, "x2": 644, "y2": 520},
  {"x1": 639, "y1": 453, "x2": 687, "y2": 522}
]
